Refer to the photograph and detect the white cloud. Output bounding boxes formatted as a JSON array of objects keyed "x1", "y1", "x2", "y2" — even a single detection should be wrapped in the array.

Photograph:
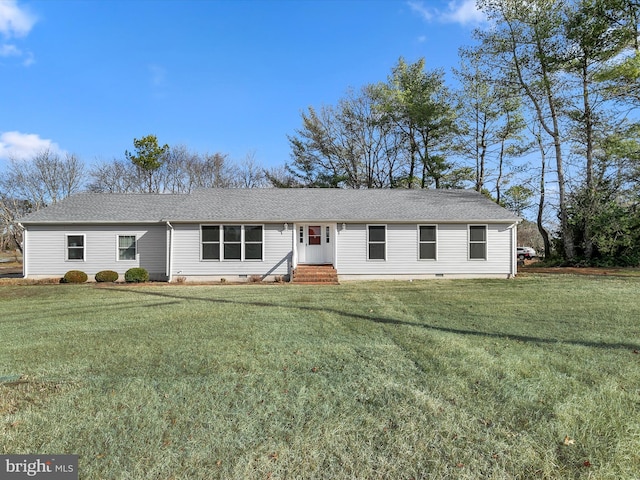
[
  {"x1": 0, "y1": 1, "x2": 37, "y2": 66},
  {"x1": 408, "y1": 0, "x2": 486, "y2": 26},
  {"x1": 0, "y1": 42, "x2": 19, "y2": 55},
  {"x1": 407, "y1": 1, "x2": 434, "y2": 21},
  {"x1": 0, "y1": 131, "x2": 62, "y2": 161},
  {"x1": 441, "y1": 0, "x2": 485, "y2": 25},
  {"x1": 0, "y1": 42, "x2": 34, "y2": 66},
  {"x1": 20, "y1": 48, "x2": 33, "y2": 65},
  {"x1": 0, "y1": 0, "x2": 37, "y2": 38}
]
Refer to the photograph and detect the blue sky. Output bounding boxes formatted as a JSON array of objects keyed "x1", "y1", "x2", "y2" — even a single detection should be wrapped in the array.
[{"x1": 1, "y1": 0, "x2": 485, "y2": 169}]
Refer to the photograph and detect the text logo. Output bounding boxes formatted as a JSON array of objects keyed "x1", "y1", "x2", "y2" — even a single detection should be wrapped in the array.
[{"x1": 1, "y1": 456, "x2": 77, "y2": 479}]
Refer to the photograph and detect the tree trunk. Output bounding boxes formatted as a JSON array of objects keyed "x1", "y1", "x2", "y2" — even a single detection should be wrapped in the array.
[
  {"x1": 499, "y1": 5, "x2": 574, "y2": 261},
  {"x1": 496, "y1": 138, "x2": 505, "y2": 205},
  {"x1": 535, "y1": 132, "x2": 551, "y2": 259},
  {"x1": 581, "y1": 60, "x2": 595, "y2": 259}
]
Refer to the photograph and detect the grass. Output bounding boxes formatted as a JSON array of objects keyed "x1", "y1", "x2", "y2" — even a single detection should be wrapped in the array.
[{"x1": 1, "y1": 276, "x2": 639, "y2": 479}]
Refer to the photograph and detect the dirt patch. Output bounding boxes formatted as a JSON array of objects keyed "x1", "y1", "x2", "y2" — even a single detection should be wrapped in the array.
[{"x1": 519, "y1": 265, "x2": 640, "y2": 277}]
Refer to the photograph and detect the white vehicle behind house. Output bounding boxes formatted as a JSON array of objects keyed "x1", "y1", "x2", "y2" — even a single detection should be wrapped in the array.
[{"x1": 517, "y1": 247, "x2": 536, "y2": 260}]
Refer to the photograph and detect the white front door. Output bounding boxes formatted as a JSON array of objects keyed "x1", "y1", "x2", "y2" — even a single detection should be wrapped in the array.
[{"x1": 298, "y1": 224, "x2": 333, "y2": 264}]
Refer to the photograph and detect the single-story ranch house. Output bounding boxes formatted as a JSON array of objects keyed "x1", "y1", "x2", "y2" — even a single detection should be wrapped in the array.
[{"x1": 19, "y1": 188, "x2": 521, "y2": 282}]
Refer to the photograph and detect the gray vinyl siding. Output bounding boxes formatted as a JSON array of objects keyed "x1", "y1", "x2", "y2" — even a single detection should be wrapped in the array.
[
  {"x1": 24, "y1": 224, "x2": 167, "y2": 278},
  {"x1": 336, "y1": 223, "x2": 512, "y2": 276},
  {"x1": 171, "y1": 223, "x2": 292, "y2": 277}
]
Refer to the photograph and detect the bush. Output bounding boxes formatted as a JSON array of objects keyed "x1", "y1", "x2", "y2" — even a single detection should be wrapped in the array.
[
  {"x1": 62, "y1": 270, "x2": 88, "y2": 284},
  {"x1": 95, "y1": 270, "x2": 119, "y2": 283},
  {"x1": 125, "y1": 267, "x2": 149, "y2": 283}
]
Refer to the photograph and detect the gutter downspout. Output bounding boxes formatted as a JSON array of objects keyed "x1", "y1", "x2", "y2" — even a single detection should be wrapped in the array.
[
  {"x1": 507, "y1": 221, "x2": 520, "y2": 278},
  {"x1": 291, "y1": 223, "x2": 297, "y2": 283},
  {"x1": 166, "y1": 221, "x2": 174, "y2": 282},
  {"x1": 17, "y1": 223, "x2": 26, "y2": 278}
]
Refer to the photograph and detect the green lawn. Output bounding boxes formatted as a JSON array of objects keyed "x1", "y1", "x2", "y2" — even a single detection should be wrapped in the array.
[{"x1": 1, "y1": 276, "x2": 639, "y2": 479}]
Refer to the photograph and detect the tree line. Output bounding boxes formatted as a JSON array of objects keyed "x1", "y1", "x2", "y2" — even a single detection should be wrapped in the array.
[
  {"x1": 0, "y1": 143, "x2": 277, "y2": 251},
  {"x1": 1, "y1": 0, "x2": 639, "y2": 265}
]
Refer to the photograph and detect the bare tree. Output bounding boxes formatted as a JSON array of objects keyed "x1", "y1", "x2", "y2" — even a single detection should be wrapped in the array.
[
  {"x1": 88, "y1": 159, "x2": 142, "y2": 193},
  {"x1": 89, "y1": 147, "x2": 242, "y2": 193},
  {"x1": 236, "y1": 152, "x2": 267, "y2": 188},
  {"x1": 287, "y1": 85, "x2": 404, "y2": 188},
  {"x1": 0, "y1": 150, "x2": 86, "y2": 251},
  {"x1": 189, "y1": 152, "x2": 239, "y2": 189},
  {"x1": 2, "y1": 151, "x2": 85, "y2": 209}
]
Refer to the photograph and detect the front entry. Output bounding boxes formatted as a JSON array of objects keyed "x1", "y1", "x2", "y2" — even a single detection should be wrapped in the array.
[{"x1": 298, "y1": 224, "x2": 333, "y2": 265}]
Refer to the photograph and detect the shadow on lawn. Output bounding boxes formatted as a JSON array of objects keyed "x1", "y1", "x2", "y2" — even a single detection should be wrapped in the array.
[{"x1": 102, "y1": 286, "x2": 640, "y2": 352}]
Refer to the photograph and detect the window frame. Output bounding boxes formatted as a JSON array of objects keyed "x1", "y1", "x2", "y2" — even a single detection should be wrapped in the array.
[
  {"x1": 367, "y1": 224, "x2": 386, "y2": 261},
  {"x1": 307, "y1": 225, "x2": 322, "y2": 245},
  {"x1": 117, "y1": 234, "x2": 137, "y2": 261},
  {"x1": 243, "y1": 225, "x2": 263, "y2": 261},
  {"x1": 223, "y1": 225, "x2": 242, "y2": 261},
  {"x1": 200, "y1": 224, "x2": 264, "y2": 262},
  {"x1": 66, "y1": 234, "x2": 85, "y2": 262},
  {"x1": 469, "y1": 225, "x2": 488, "y2": 261},
  {"x1": 418, "y1": 225, "x2": 437, "y2": 261},
  {"x1": 201, "y1": 225, "x2": 221, "y2": 261}
]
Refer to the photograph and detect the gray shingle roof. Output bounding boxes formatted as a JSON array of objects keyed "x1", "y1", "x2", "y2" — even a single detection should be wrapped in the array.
[
  {"x1": 20, "y1": 188, "x2": 520, "y2": 224},
  {"x1": 19, "y1": 193, "x2": 190, "y2": 224}
]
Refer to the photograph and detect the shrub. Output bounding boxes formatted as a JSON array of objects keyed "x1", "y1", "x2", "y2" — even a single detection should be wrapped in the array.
[
  {"x1": 62, "y1": 270, "x2": 88, "y2": 284},
  {"x1": 95, "y1": 270, "x2": 119, "y2": 283},
  {"x1": 124, "y1": 267, "x2": 149, "y2": 283}
]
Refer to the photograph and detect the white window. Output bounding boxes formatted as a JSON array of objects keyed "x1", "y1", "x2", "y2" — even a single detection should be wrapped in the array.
[
  {"x1": 201, "y1": 225, "x2": 263, "y2": 261},
  {"x1": 66, "y1": 234, "x2": 85, "y2": 261},
  {"x1": 223, "y1": 226, "x2": 242, "y2": 260},
  {"x1": 201, "y1": 225, "x2": 220, "y2": 260},
  {"x1": 367, "y1": 225, "x2": 386, "y2": 260},
  {"x1": 469, "y1": 225, "x2": 487, "y2": 260},
  {"x1": 118, "y1": 235, "x2": 136, "y2": 261},
  {"x1": 419, "y1": 225, "x2": 437, "y2": 260},
  {"x1": 244, "y1": 225, "x2": 263, "y2": 260}
]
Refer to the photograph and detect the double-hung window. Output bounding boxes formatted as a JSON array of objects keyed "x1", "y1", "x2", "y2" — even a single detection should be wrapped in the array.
[
  {"x1": 469, "y1": 225, "x2": 487, "y2": 260},
  {"x1": 223, "y1": 226, "x2": 242, "y2": 260},
  {"x1": 368, "y1": 225, "x2": 386, "y2": 260},
  {"x1": 202, "y1": 226, "x2": 221, "y2": 260},
  {"x1": 66, "y1": 234, "x2": 85, "y2": 261},
  {"x1": 419, "y1": 225, "x2": 437, "y2": 260},
  {"x1": 244, "y1": 226, "x2": 263, "y2": 260},
  {"x1": 118, "y1": 235, "x2": 136, "y2": 260},
  {"x1": 201, "y1": 225, "x2": 262, "y2": 261}
]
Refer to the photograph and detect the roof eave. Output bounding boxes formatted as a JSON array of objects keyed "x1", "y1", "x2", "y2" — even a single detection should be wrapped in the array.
[
  {"x1": 165, "y1": 218, "x2": 520, "y2": 224},
  {"x1": 21, "y1": 220, "x2": 166, "y2": 225}
]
